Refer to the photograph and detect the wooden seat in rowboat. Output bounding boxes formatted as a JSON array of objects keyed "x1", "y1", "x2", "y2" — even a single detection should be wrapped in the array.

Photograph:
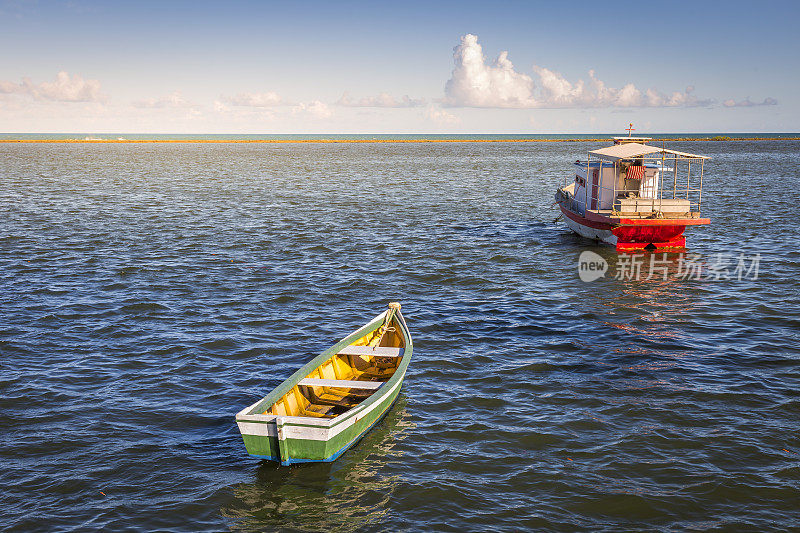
[
  {"x1": 299, "y1": 379, "x2": 385, "y2": 409},
  {"x1": 303, "y1": 404, "x2": 337, "y2": 418},
  {"x1": 337, "y1": 345, "x2": 404, "y2": 358},
  {"x1": 298, "y1": 378, "x2": 383, "y2": 389}
]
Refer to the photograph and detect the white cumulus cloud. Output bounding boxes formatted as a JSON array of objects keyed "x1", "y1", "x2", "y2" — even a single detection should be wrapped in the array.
[
  {"x1": 444, "y1": 34, "x2": 711, "y2": 109},
  {"x1": 0, "y1": 71, "x2": 105, "y2": 102},
  {"x1": 337, "y1": 92, "x2": 426, "y2": 108},
  {"x1": 444, "y1": 34, "x2": 536, "y2": 108}
]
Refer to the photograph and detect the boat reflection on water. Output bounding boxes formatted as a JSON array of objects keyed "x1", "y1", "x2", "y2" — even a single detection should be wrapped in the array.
[
  {"x1": 600, "y1": 252, "x2": 705, "y2": 328},
  {"x1": 577, "y1": 251, "x2": 706, "y2": 393},
  {"x1": 221, "y1": 395, "x2": 413, "y2": 531}
]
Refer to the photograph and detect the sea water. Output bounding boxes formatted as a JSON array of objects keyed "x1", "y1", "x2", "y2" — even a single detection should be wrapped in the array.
[{"x1": 1, "y1": 140, "x2": 798, "y2": 530}]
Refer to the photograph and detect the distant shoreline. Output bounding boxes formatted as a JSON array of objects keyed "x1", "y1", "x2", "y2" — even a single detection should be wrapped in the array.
[{"x1": 0, "y1": 137, "x2": 798, "y2": 144}]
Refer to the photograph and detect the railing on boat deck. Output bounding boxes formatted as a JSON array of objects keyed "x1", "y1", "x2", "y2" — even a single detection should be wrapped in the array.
[{"x1": 570, "y1": 151, "x2": 706, "y2": 218}]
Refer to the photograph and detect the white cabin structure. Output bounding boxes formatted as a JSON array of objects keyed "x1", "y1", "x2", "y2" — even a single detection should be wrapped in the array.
[{"x1": 555, "y1": 136, "x2": 711, "y2": 250}]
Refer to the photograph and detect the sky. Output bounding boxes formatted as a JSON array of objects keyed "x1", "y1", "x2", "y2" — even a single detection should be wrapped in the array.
[{"x1": 0, "y1": 0, "x2": 797, "y2": 134}]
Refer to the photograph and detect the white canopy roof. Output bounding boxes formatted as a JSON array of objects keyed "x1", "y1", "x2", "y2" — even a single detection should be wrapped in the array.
[
  {"x1": 589, "y1": 142, "x2": 710, "y2": 161},
  {"x1": 661, "y1": 148, "x2": 712, "y2": 160},
  {"x1": 590, "y1": 143, "x2": 660, "y2": 161}
]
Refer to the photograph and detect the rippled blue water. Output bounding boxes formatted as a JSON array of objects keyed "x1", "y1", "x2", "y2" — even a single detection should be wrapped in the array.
[{"x1": 1, "y1": 141, "x2": 798, "y2": 531}]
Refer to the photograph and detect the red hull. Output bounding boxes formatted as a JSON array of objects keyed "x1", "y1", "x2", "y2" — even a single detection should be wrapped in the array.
[
  {"x1": 558, "y1": 202, "x2": 707, "y2": 251},
  {"x1": 613, "y1": 224, "x2": 687, "y2": 251}
]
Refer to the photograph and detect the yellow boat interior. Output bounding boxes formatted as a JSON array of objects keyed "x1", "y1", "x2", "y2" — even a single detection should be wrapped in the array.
[{"x1": 266, "y1": 316, "x2": 405, "y2": 419}]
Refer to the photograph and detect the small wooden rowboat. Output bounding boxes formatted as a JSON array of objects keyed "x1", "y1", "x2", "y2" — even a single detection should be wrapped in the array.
[{"x1": 235, "y1": 302, "x2": 412, "y2": 465}]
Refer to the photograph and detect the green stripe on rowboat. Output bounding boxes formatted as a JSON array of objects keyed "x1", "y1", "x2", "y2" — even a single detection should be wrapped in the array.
[
  {"x1": 278, "y1": 382, "x2": 402, "y2": 461},
  {"x1": 240, "y1": 434, "x2": 279, "y2": 458},
  {"x1": 239, "y1": 381, "x2": 402, "y2": 460}
]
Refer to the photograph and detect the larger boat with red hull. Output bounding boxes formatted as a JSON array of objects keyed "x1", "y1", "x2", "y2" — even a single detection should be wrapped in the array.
[{"x1": 554, "y1": 136, "x2": 710, "y2": 251}]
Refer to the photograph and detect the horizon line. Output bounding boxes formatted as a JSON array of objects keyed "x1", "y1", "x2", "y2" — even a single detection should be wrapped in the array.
[{"x1": 2, "y1": 136, "x2": 799, "y2": 144}]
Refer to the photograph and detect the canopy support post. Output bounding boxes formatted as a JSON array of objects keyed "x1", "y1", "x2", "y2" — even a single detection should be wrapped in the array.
[
  {"x1": 673, "y1": 158, "x2": 678, "y2": 199},
  {"x1": 698, "y1": 159, "x2": 704, "y2": 214},
  {"x1": 612, "y1": 161, "x2": 617, "y2": 213},
  {"x1": 586, "y1": 155, "x2": 591, "y2": 214}
]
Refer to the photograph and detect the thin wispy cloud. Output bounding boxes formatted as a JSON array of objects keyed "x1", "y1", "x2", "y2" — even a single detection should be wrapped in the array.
[
  {"x1": 221, "y1": 92, "x2": 283, "y2": 107},
  {"x1": 0, "y1": 71, "x2": 105, "y2": 103},
  {"x1": 291, "y1": 100, "x2": 333, "y2": 119},
  {"x1": 723, "y1": 97, "x2": 778, "y2": 107},
  {"x1": 212, "y1": 100, "x2": 277, "y2": 121},
  {"x1": 132, "y1": 91, "x2": 196, "y2": 109},
  {"x1": 424, "y1": 104, "x2": 459, "y2": 125},
  {"x1": 212, "y1": 97, "x2": 333, "y2": 120},
  {"x1": 444, "y1": 34, "x2": 712, "y2": 109},
  {"x1": 337, "y1": 92, "x2": 426, "y2": 108}
]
